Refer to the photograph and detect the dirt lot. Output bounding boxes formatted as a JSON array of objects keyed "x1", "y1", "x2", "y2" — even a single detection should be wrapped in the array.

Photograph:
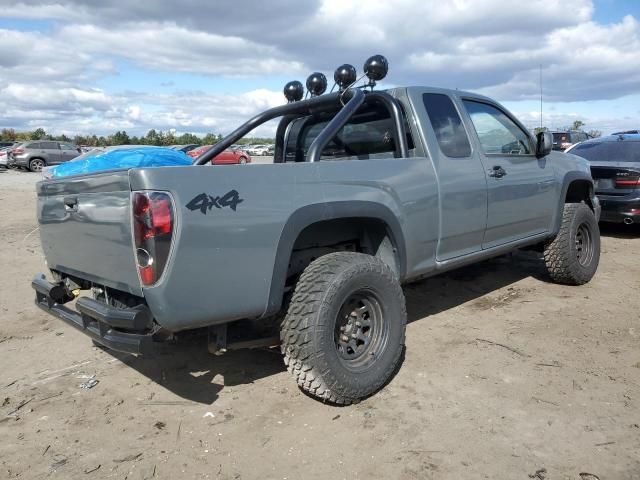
[{"x1": 1, "y1": 168, "x2": 639, "y2": 480}]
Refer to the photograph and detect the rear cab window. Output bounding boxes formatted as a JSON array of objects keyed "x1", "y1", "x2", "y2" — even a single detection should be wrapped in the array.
[
  {"x1": 284, "y1": 99, "x2": 415, "y2": 162},
  {"x1": 463, "y1": 100, "x2": 532, "y2": 155}
]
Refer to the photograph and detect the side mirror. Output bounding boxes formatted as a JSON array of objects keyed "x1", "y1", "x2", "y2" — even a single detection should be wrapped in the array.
[{"x1": 536, "y1": 131, "x2": 552, "y2": 158}]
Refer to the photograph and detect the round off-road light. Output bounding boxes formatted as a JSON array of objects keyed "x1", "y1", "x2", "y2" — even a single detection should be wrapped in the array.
[
  {"x1": 334, "y1": 64, "x2": 357, "y2": 90},
  {"x1": 283, "y1": 81, "x2": 304, "y2": 102},
  {"x1": 363, "y1": 54, "x2": 388, "y2": 82},
  {"x1": 306, "y1": 72, "x2": 328, "y2": 97}
]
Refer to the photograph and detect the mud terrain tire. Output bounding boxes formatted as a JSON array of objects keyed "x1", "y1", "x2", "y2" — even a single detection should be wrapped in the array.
[
  {"x1": 544, "y1": 202, "x2": 600, "y2": 285},
  {"x1": 280, "y1": 252, "x2": 406, "y2": 404}
]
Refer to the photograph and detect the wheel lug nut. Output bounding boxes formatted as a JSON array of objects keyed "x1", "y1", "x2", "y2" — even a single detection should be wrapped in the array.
[{"x1": 341, "y1": 335, "x2": 349, "y2": 342}]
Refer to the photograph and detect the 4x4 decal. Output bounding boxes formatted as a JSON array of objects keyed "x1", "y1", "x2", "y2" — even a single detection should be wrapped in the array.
[{"x1": 185, "y1": 190, "x2": 243, "y2": 214}]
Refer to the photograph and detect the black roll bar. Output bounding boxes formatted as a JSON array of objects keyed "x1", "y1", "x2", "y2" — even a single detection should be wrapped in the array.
[{"x1": 194, "y1": 87, "x2": 408, "y2": 165}]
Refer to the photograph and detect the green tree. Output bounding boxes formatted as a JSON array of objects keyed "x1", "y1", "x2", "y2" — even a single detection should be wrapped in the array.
[
  {"x1": 31, "y1": 128, "x2": 47, "y2": 140},
  {"x1": 1, "y1": 128, "x2": 16, "y2": 141},
  {"x1": 144, "y1": 129, "x2": 162, "y2": 146},
  {"x1": 201, "y1": 132, "x2": 219, "y2": 145},
  {"x1": 572, "y1": 120, "x2": 585, "y2": 131},
  {"x1": 112, "y1": 130, "x2": 131, "y2": 145},
  {"x1": 177, "y1": 132, "x2": 200, "y2": 145}
]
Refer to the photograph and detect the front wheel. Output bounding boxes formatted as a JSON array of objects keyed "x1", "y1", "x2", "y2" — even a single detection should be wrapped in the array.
[
  {"x1": 280, "y1": 252, "x2": 406, "y2": 404},
  {"x1": 238, "y1": 156, "x2": 247, "y2": 164},
  {"x1": 543, "y1": 202, "x2": 600, "y2": 285}
]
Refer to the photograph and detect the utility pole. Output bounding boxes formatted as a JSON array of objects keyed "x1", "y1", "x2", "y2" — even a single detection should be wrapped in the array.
[{"x1": 539, "y1": 64, "x2": 543, "y2": 130}]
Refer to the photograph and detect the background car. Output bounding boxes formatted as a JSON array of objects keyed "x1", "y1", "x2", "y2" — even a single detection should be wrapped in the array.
[
  {"x1": 612, "y1": 130, "x2": 640, "y2": 135},
  {"x1": 0, "y1": 146, "x2": 12, "y2": 168},
  {"x1": 550, "y1": 130, "x2": 591, "y2": 151},
  {"x1": 8, "y1": 140, "x2": 82, "y2": 172},
  {"x1": 247, "y1": 145, "x2": 271, "y2": 156},
  {"x1": 567, "y1": 134, "x2": 640, "y2": 224},
  {"x1": 0, "y1": 141, "x2": 18, "y2": 149},
  {"x1": 170, "y1": 144, "x2": 200, "y2": 153},
  {"x1": 187, "y1": 145, "x2": 251, "y2": 164}
]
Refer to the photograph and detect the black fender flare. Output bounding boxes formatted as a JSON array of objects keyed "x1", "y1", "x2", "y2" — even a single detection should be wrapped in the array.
[{"x1": 263, "y1": 201, "x2": 407, "y2": 317}]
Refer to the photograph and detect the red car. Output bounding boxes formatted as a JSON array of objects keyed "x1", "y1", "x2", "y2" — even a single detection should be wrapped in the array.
[{"x1": 187, "y1": 146, "x2": 251, "y2": 165}]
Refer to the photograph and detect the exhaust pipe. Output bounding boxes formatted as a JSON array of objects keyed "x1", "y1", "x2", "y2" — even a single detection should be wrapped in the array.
[{"x1": 623, "y1": 217, "x2": 634, "y2": 225}]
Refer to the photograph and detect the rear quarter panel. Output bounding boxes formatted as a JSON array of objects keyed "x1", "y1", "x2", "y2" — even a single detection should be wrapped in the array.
[{"x1": 129, "y1": 159, "x2": 437, "y2": 331}]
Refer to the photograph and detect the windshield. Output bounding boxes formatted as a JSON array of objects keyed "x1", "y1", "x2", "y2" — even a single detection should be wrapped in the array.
[{"x1": 570, "y1": 140, "x2": 640, "y2": 162}]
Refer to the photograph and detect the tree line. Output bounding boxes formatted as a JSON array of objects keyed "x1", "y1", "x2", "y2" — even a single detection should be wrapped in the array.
[
  {"x1": 534, "y1": 120, "x2": 601, "y2": 138},
  {"x1": 0, "y1": 128, "x2": 274, "y2": 146}
]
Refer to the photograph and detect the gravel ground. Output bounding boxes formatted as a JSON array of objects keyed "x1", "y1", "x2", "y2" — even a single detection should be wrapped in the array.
[{"x1": 0, "y1": 168, "x2": 639, "y2": 480}]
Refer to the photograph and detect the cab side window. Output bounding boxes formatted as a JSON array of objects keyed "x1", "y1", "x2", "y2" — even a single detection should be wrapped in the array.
[{"x1": 463, "y1": 100, "x2": 532, "y2": 155}]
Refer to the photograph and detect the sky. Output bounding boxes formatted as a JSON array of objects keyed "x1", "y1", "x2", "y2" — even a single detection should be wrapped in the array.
[{"x1": 0, "y1": 0, "x2": 638, "y2": 138}]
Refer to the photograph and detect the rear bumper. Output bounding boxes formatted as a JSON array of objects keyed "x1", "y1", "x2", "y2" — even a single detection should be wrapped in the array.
[
  {"x1": 9, "y1": 156, "x2": 28, "y2": 167},
  {"x1": 32, "y1": 274, "x2": 157, "y2": 355},
  {"x1": 597, "y1": 194, "x2": 640, "y2": 223}
]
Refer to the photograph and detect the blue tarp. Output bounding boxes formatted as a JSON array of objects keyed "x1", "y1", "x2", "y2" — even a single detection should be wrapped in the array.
[{"x1": 50, "y1": 147, "x2": 192, "y2": 178}]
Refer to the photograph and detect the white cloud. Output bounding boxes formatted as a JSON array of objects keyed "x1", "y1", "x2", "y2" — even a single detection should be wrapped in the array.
[{"x1": 0, "y1": 0, "x2": 638, "y2": 135}]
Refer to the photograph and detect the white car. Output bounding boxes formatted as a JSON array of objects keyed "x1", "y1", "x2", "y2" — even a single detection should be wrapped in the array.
[
  {"x1": 248, "y1": 145, "x2": 271, "y2": 156},
  {"x1": 0, "y1": 146, "x2": 11, "y2": 167}
]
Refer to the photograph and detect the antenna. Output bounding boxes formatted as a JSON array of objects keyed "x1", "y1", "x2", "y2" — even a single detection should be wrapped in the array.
[{"x1": 539, "y1": 64, "x2": 543, "y2": 130}]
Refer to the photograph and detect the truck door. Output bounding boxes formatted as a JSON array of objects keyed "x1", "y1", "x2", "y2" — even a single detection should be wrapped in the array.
[
  {"x1": 461, "y1": 99, "x2": 556, "y2": 248},
  {"x1": 420, "y1": 92, "x2": 488, "y2": 261}
]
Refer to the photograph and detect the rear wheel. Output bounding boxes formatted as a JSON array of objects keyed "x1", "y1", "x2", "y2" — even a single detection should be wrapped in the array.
[
  {"x1": 280, "y1": 252, "x2": 406, "y2": 404},
  {"x1": 239, "y1": 156, "x2": 247, "y2": 164},
  {"x1": 29, "y1": 158, "x2": 45, "y2": 172},
  {"x1": 543, "y1": 202, "x2": 600, "y2": 285}
]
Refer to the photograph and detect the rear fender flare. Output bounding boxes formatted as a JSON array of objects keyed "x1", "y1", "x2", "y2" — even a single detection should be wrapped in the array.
[{"x1": 263, "y1": 201, "x2": 406, "y2": 317}]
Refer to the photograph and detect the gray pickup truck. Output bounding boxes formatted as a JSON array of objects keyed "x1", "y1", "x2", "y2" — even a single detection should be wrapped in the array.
[{"x1": 32, "y1": 61, "x2": 601, "y2": 404}]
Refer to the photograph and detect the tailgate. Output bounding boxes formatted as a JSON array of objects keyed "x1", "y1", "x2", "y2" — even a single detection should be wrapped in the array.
[{"x1": 37, "y1": 171, "x2": 142, "y2": 296}]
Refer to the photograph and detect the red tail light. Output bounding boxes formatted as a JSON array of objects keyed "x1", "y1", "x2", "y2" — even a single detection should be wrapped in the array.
[
  {"x1": 12, "y1": 147, "x2": 24, "y2": 155},
  {"x1": 132, "y1": 191, "x2": 174, "y2": 286},
  {"x1": 615, "y1": 177, "x2": 640, "y2": 188}
]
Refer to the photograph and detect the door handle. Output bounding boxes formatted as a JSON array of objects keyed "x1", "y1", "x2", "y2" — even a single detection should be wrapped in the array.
[{"x1": 488, "y1": 166, "x2": 507, "y2": 178}]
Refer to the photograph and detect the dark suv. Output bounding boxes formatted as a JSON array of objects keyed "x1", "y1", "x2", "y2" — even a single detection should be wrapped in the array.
[
  {"x1": 8, "y1": 141, "x2": 81, "y2": 172},
  {"x1": 567, "y1": 134, "x2": 640, "y2": 224},
  {"x1": 550, "y1": 130, "x2": 590, "y2": 151}
]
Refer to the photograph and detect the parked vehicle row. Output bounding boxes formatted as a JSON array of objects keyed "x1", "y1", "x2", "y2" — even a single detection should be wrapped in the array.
[
  {"x1": 550, "y1": 130, "x2": 592, "y2": 152},
  {"x1": 1, "y1": 142, "x2": 255, "y2": 172}
]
